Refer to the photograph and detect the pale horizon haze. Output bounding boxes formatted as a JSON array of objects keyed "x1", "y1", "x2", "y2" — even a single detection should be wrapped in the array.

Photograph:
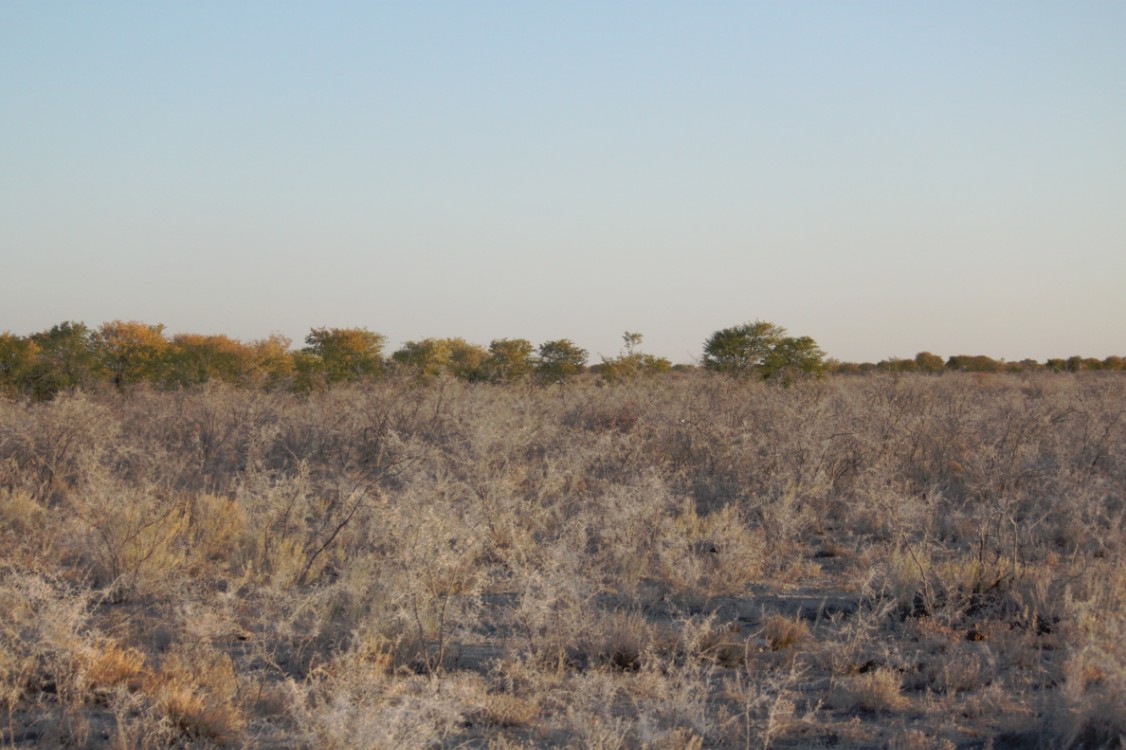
[{"x1": 2, "y1": 2, "x2": 1124, "y2": 364}]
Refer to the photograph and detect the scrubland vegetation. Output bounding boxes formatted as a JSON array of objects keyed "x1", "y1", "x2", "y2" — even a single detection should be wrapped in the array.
[
  {"x1": 1, "y1": 368, "x2": 1123, "y2": 749},
  {"x1": 3, "y1": 320, "x2": 1123, "y2": 404}
]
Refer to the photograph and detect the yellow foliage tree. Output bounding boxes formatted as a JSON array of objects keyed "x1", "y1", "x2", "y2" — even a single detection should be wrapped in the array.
[
  {"x1": 300, "y1": 327, "x2": 384, "y2": 386},
  {"x1": 392, "y1": 337, "x2": 489, "y2": 380},
  {"x1": 0, "y1": 333, "x2": 39, "y2": 397},
  {"x1": 248, "y1": 334, "x2": 295, "y2": 390},
  {"x1": 93, "y1": 321, "x2": 168, "y2": 389},
  {"x1": 165, "y1": 334, "x2": 256, "y2": 387},
  {"x1": 482, "y1": 338, "x2": 536, "y2": 382}
]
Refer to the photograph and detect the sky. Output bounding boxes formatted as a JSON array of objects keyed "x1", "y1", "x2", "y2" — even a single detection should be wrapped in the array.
[{"x1": 2, "y1": 2, "x2": 1124, "y2": 364}]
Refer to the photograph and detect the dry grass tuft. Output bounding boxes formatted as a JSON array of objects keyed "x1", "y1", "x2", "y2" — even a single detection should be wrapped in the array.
[
  {"x1": 78, "y1": 639, "x2": 147, "y2": 695},
  {"x1": 832, "y1": 667, "x2": 909, "y2": 714},
  {"x1": 474, "y1": 690, "x2": 542, "y2": 728},
  {"x1": 762, "y1": 613, "x2": 810, "y2": 651},
  {"x1": 1052, "y1": 588, "x2": 1126, "y2": 749},
  {"x1": 146, "y1": 641, "x2": 246, "y2": 744}
]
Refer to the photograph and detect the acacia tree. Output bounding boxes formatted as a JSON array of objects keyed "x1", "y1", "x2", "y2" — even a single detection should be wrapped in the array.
[
  {"x1": 703, "y1": 320, "x2": 824, "y2": 382},
  {"x1": 535, "y1": 339, "x2": 587, "y2": 384},
  {"x1": 248, "y1": 334, "x2": 296, "y2": 390},
  {"x1": 391, "y1": 337, "x2": 489, "y2": 380},
  {"x1": 391, "y1": 338, "x2": 449, "y2": 377},
  {"x1": 482, "y1": 338, "x2": 535, "y2": 382},
  {"x1": 0, "y1": 333, "x2": 39, "y2": 397},
  {"x1": 946, "y1": 355, "x2": 1002, "y2": 373},
  {"x1": 599, "y1": 331, "x2": 672, "y2": 382},
  {"x1": 914, "y1": 351, "x2": 945, "y2": 374},
  {"x1": 446, "y1": 338, "x2": 489, "y2": 380},
  {"x1": 27, "y1": 321, "x2": 103, "y2": 399},
  {"x1": 93, "y1": 321, "x2": 169, "y2": 389},
  {"x1": 702, "y1": 320, "x2": 784, "y2": 377},
  {"x1": 301, "y1": 327, "x2": 385, "y2": 385},
  {"x1": 762, "y1": 335, "x2": 825, "y2": 383},
  {"x1": 165, "y1": 333, "x2": 256, "y2": 387}
]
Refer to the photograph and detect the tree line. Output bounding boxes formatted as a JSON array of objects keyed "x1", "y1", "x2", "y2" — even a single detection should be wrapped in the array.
[
  {"x1": 826, "y1": 351, "x2": 1126, "y2": 376},
  {"x1": 0, "y1": 319, "x2": 1120, "y2": 400},
  {"x1": 0, "y1": 321, "x2": 617, "y2": 400}
]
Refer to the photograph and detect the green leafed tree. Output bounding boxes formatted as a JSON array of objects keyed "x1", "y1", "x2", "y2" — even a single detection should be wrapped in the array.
[
  {"x1": 0, "y1": 332, "x2": 39, "y2": 397},
  {"x1": 391, "y1": 337, "x2": 489, "y2": 380},
  {"x1": 877, "y1": 357, "x2": 918, "y2": 373},
  {"x1": 945, "y1": 354, "x2": 1002, "y2": 373},
  {"x1": 535, "y1": 339, "x2": 587, "y2": 384},
  {"x1": 762, "y1": 335, "x2": 826, "y2": 383},
  {"x1": 301, "y1": 327, "x2": 385, "y2": 385},
  {"x1": 599, "y1": 331, "x2": 672, "y2": 382},
  {"x1": 164, "y1": 333, "x2": 256, "y2": 387},
  {"x1": 482, "y1": 338, "x2": 536, "y2": 382},
  {"x1": 702, "y1": 320, "x2": 785, "y2": 377},
  {"x1": 446, "y1": 338, "x2": 489, "y2": 380},
  {"x1": 28, "y1": 321, "x2": 104, "y2": 399},
  {"x1": 391, "y1": 338, "x2": 452, "y2": 377},
  {"x1": 914, "y1": 351, "x2": 945, "y2": 374},
  {"x1": 703, "y1": 320, "x2": 824, "y2": 382}
]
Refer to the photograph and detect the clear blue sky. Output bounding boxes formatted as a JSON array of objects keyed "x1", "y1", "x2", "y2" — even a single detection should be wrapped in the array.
[{"x1": 2, "y1": 2, "x2": 1123, "y2": 363}]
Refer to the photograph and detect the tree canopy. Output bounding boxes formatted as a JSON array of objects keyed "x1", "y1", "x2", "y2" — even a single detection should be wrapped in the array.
[
  {"x1": 94, "y1": 321, "x2": 169, "y2": 389},
  {"x1": 482, "y1": 338, "x2": 536, "y2": 382},
  {"x1": 535, "y1": 339, "x2": 588, "y2": 384},
  {"x1": 300, "y1": 327, "x2": 385, "y2": 385},
  {"x1": 598, "y1": 332, "x2": 672, "y2": 382},
  {"x1": 391, "y1": 337, "x2": 490, "y2": 380},
  {"x1": 702, "y1": 320, "x2": 825, "y2": 382},
  {"x1": 0, "y1": 318, "x2": 1122, "y2": 400}
]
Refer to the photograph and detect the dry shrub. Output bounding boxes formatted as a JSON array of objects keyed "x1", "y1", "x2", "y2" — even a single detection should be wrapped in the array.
[
  {"x1": 1052, "y1": 586, "x2": 1126, "y2": 749},
  {"x1": 106, "y1": 686, "x2": 179, "y2": 750},
  {"x1": 346, "y1": 631, "x2": 399, "y2": 677},
  {"x1": 639, "y1": 614, "x2": 750, "y2": 670},
  {"x1": 630, "y1": 653, "x2": 722, "y2": 744},
  {"x1": 372, "y1": 497, "x2": 488, "y2": 674},
  {"x1": 0, "y1": 373, "x2": 1123, "y2": 747},
  {"x1": 507, "y1": 549, "x2": 600, "y2": 671},
  {"x1": 831, "y1": 668, "x2": 908, "y2": 713},
  {"x1": 0, "y1": 570, "x2": 93, "y2": 710},
  {"x1": 655, "y1": 503, "x2": 764, "y2": 598},
  {"x1": 0, "y1": 391, "x2": 115, "y2": 501},
  {"x1": 568, "y1": 715, "x2": 632, "y2": 750},
  {"x1": 958, "y1": 683, "x2": 1030, "y2": 722},
  {"x1": 564, "y1": 397, "x2": 641, "y2": 434},
  {"x1": 289, "y1": 662, "x2": 468, "y2": 749},
  {"x1": 647, "y1": 727, "x2": 704, "y2": 750},
  {"x1": 64, "y1": 473, "x2": 190, "y2": 602},
  {"x1": 922, "y1": 642, "x2": 992, "y2": 694},
  {"x1": 76, "y1": 639, "x2": 147, "y2": 695},
  {"x1": 146, "y1": 641, "x2": 246, "y2": 745},
  {"x1": 589, "y1": 610, "x2": 654, "y2": 671},
  {"x1": 887, "y1": 729, "x2": 956, "y2": 750},
  {"x1": 474, "y1": 689, "x2": 542, "y2": 728},
  {"x1": 0, "y1": 491, "x2": 53, "y2": 567},
  {"x1": 235, "y1": 471, "x2": 328, "y2": 587},
  {"x1": 881, "y1": 543, "x2": 936, "y2": 617},
  {"x1": 719, "y1": 665, "x2": 805, "y2": 749},
  {"x1": 432, "y1": 670, "x2": 543, "y2": 729},
  {"x1": 762, "y1": 614, "x2": 810, "y2": 651},
  {"x1": 187, "y1": 493, "x2": 249, "y2": 569},
  {"x1": 696, "y1": 623, "x2": 750, "y2": 668}
]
